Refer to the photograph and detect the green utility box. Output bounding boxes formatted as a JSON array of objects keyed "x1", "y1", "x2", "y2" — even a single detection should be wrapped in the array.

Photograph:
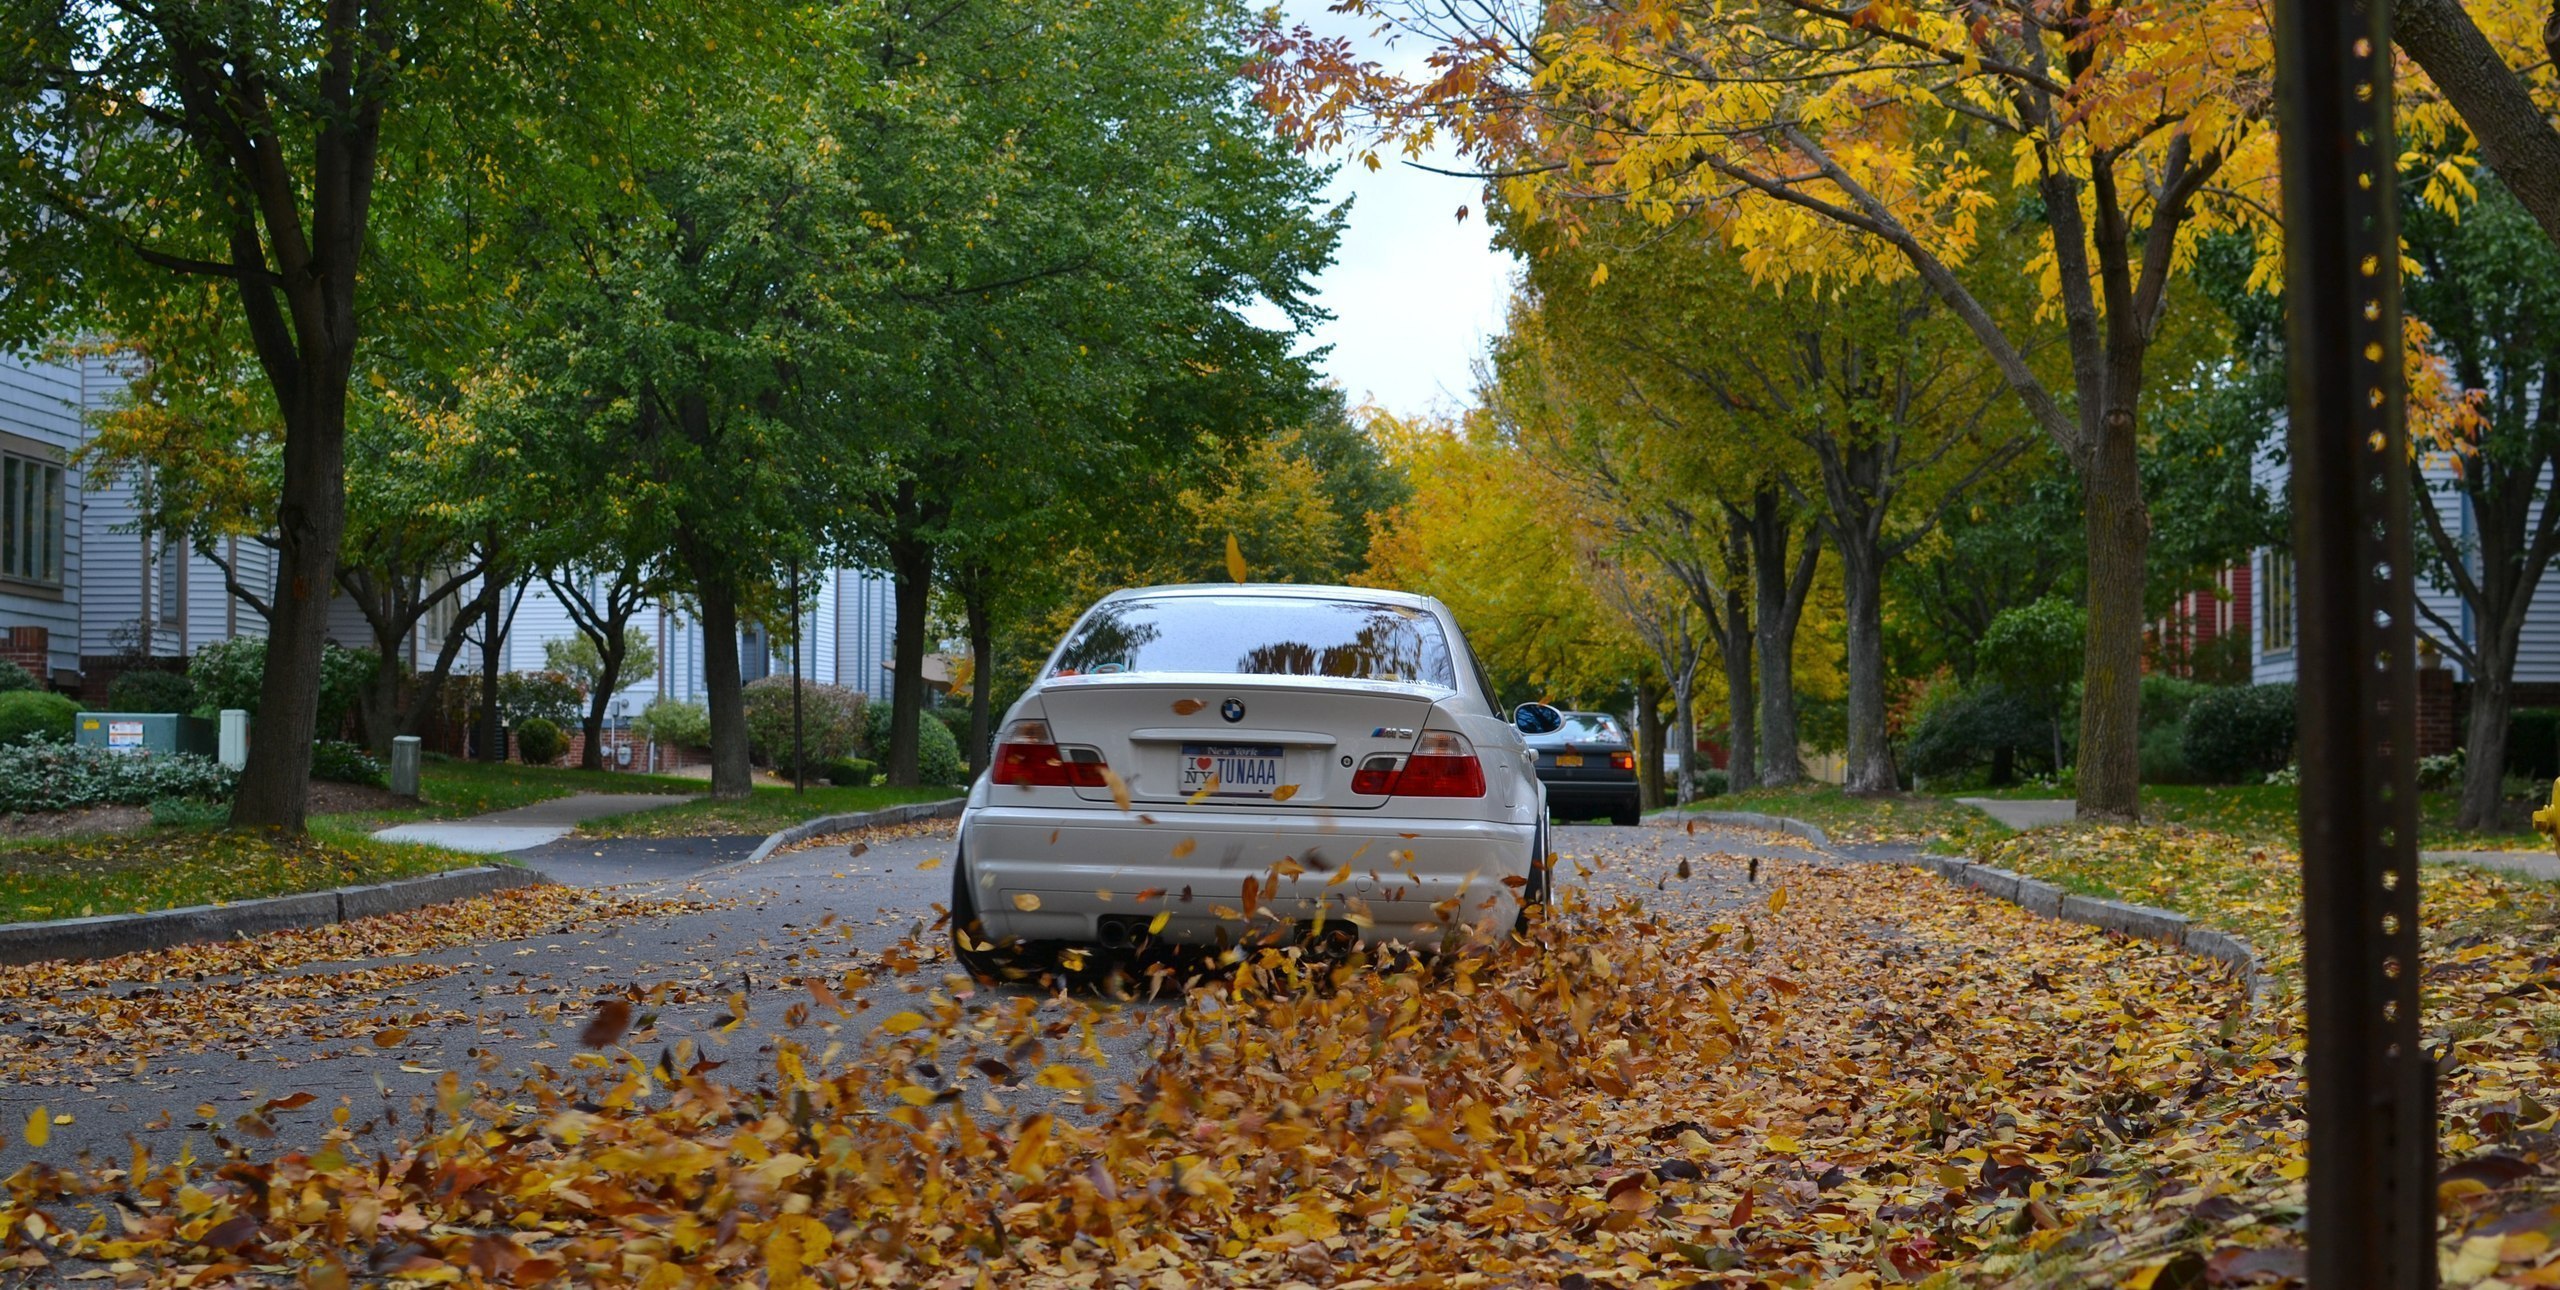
[{"x1": 74, "y1": 712, "x2": 217, "y2": 757}]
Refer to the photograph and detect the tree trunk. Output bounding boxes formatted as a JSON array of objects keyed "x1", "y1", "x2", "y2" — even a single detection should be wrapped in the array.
[
  {"x1": 1745, "y1": 489, "x2": 1816, "y2": 786},
  {"x1": 230, "y1": 386, "x2": 348, "y2": 829},
  {"x1": 2076, "y1": 419, "x2": 2148, "y2": 820},
  {"x1": 1634, "y1": 676, "x2": 1667, "y2": 811},
  {"x1": 478, "y1": 583, "x2": 505, "y2": 763},
  {"x1": 691, "y1": 573, "x2": 754, "y2": 799},
  {"x1": 886, "y1": 534, "x2": 934, "y2": 787},
  {"x1": 582, "y1": 642, "x2": 626, "y2": 773},
  {"x1": 1672, "y1": 674, "x2": 1698, "y2": 804},
  {"x1": 1720, "y1": 608, "x2": 1756, "y2": 794},
  {"x1": 1841, "y1": 539, "x2": 1897, "y2": 793},
  {"x1": 2460, "y1": 669, "x2": 2514, "y2": 832},
  {"x1": 964, "y1": 585, "x2": 995, "y2": 780}
]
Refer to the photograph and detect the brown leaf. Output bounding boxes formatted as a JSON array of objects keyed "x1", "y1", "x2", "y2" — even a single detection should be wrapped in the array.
[
  {"x1": 578, "y1": 1000, "x2": 634, "y2": 1050},
  {"x1": 371, "y1": 1027, "x2": 409, "y2": 1048},
  {"x1": 1172, "y1": 699, "x2": 1206, "y2": 715}
]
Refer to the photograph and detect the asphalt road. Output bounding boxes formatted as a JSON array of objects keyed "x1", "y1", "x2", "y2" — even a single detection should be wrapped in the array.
[{"x1": 0, "y1": 819, "x2": 1831, "y2": 1174}]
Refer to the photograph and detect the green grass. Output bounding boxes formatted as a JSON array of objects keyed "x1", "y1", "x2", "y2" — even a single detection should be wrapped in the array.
[
  {"x1": 0, "y1": 825, "x2": 487, "y2": 923},
  {"x1": 576, "y1": 783, "x2": 958, "y2": 838},
  {"x1": 1938, "y1": 781, "x2": 2544, "y2": 851},
  {"x1": 308, "y1": 758, "x2": 707, "y2": 832},
  {"x1": 1656, "y1": 781, "x2": 2011, "y2": 847}
]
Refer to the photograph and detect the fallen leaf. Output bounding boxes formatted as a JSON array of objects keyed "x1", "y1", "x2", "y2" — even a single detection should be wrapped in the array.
[{"x1": 579, "y1": 1000, "x2": 634, "y2": 1050}]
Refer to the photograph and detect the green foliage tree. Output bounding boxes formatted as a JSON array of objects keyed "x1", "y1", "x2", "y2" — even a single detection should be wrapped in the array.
[
  {"x1": 1, "y1": 0, "x2": 730, "y2": 828},
  {"x1": 1980, "y1": 597, "x2": 2089, "y2": 775}
]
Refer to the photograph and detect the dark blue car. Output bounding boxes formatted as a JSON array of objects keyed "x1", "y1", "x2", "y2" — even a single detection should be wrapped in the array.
[{"x1": 1524, "y1": 710, "x2": 1642, "y2": 825}]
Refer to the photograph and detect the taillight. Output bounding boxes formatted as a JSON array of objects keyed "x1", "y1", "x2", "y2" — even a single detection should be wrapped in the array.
[
  {"x1": 992, "y1": 718, "x2": 1107, "y2": 788},
  {"x1": 1351, "y1": 731, "x2": 1486, "y2": 798},
  {"x1": 1610, "y1": 750, "x2": 1634, "y2": 771}
]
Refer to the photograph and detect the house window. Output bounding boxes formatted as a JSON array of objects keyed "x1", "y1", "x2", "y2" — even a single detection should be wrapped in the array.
[
  {"x1": 1, "y1": 453, "x2": 64, "y2": 587},
  {"x1": 2262, "y1": 549, "x2": 2296, "y2": 654}
]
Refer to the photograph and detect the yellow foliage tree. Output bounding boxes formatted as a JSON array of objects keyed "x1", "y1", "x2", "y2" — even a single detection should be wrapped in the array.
[{"x1": 1259, "y1": 0, "x2": 2292, "y2": 820}]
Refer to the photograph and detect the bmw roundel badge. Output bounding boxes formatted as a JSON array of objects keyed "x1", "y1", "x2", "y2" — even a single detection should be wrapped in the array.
[{"x1": 1220, "y1": 698, "x2": 1247, "y2": 723}]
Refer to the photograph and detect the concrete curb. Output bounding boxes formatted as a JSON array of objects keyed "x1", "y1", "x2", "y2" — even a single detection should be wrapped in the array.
[
  {"x1": 1711, "y1": 810, "x2": 2269, "y2": 1002},
  {"x1": 1682, "y1": 810, "x2": 1833, "y2": 849},
  {"x1": 734, "y1": 798, "x2": 968, "y2": 868},
  {"x1": 0, "y1": 864, "x2": 547, "y2": 967}
]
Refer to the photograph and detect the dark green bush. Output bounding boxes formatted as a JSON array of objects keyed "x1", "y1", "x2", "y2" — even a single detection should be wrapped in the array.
[
  {"x1": 2138, "y1": 675, "x2": 2214, "y2": 732},
  {"x1": 311, "y1": 739, "x2": 388, "y2": 787},
  {"x1": 2506, "y1": 709, "x2": 2560, "y2": 781},
  {"x1": 744, "y1": 677, "x2": 866, "y2": 773},
  {"x1": 0, "y1": 743, "x2": 234, "y2": 812},
  {"x1": 0, "y1": 659, "x2": 35, "y2": 693},
  {"x1": 1697, "y1": 767, "x2": 1729, "y2": 798},
  {"x1": 863, "y1": 700, "x2": 967, "y2": 784},
  {"x1": 513, "y1": 717, "x2": 568, "y2": 766},
  {"x1": 632, "y1": 697, "x2": 710, "y2": 749},
  {"x1": 822, "y1": 757, "x2": 877, "y2": 787},
  {"x1": 2180, "y1": 682, "x2": 2297, "y2": 783},
  {"x1": 107, "y1": 667, "x2": 196, "y2": 714},
  {"x1": 2139, "y1": 721, "x2": 2202, "y2": 785},
  {"x1": 1903, "y1": 684, "x2": 2050, "y2": 781},
  {"x1": 0, "y1": 691, "x2": 78, "y2": 747},
  {"x1": 187, "y1": 637, "x2": 374, "y2": 732},
  {"x1": 497, "y1": 671, "x2": 583, "y2": 728}
]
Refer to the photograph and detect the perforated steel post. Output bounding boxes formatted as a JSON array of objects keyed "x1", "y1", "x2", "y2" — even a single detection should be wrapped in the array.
[{"x1": 2273, "y1": 0, "x2": 2438, "y2": 1283}]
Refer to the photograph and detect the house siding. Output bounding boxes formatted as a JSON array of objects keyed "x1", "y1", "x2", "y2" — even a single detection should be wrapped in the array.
[{"x1": 0, "y1": 353, "x2": 84, "y2": 681}]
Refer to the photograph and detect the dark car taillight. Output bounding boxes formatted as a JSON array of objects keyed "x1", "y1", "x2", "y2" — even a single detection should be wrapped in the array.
[
  {"x1": 1610, "y1": 750, "x2": 1634, "y2": 771},
  {"x1": 1351, "y1": 731, "x2": 1485, "y2": 798},
  {"x1": 992, "y1": 718, "x2": 1107, "y2": 788}
]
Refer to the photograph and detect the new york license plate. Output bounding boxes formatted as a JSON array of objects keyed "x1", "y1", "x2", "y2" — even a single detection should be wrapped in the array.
[{"x1": 1179, "y1": 744, "x2": 1284, "y2": 797}]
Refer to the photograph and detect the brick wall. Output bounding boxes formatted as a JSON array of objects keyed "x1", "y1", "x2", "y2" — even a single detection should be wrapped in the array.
[
  {"x1": 1, "y1": 627, "x2": 48, "y2": 685},
  {"x1": 2417, "y1": 663, "x2": 2456, "y2": 758}
]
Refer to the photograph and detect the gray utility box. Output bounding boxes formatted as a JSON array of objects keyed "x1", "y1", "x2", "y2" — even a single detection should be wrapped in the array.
[{"x1": 74, "y1": 712, "x2": 217, "y2": 757}]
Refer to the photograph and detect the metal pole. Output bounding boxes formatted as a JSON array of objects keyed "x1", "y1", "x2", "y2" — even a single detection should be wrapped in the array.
[
  {"x1": 2273, "y1": 0, "x2": 2437, "y2": 1282},
  {"x1": 791, "y1": 557, "x2": 805, "y2": 796}
]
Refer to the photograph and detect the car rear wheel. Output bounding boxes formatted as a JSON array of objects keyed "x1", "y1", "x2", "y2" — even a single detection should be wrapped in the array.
[
  {"x1": 948, "y1": 846, "x2": 1013, "y2": 983},
  {"x1": 1516, "y1": 821, "x2": 1552, "y2": 935}
]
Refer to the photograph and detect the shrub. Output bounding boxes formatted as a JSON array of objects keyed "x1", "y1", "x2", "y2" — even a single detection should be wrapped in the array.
[
  {"x1": 2181, "y1": 682, "x2": 2297, "y2": 783},
  {"x1": 0, "y1": 743, "x2": 236, "y2": 813},
  {"x1": 1697, "y1": 767, "x2": 1729, "y2": 798},
  {"x1": 107, "y1": 667, "x2": 196, "y2": 714},
  {"x1": 513, "y1": 718, "x2": 568, "y2": 766},
  {"x1": 150, "y1": 796, "x2": 232, "y2": 828},
  {"x1": 2139, "y1": 721, "x2": 2201, "y2": 785},
  {"x1": 0, "y1": 691, "x2": 78, "y2": 748},
  {"x1": 1902, "y1": 684, "x2": 2050, "y2": 781},
  {"x1": 633, "y1": 697, "x2": 711, "y2": 749},
  {"x1": 187, "y1": 637, "x2": 374, "y2": 731},
  {"x1": 2138, "y1": 675, "x2": 2214, "y2": 732},
  {"x1": 311, "y1": 739, "x2": 388, "y2": 787},
  {"x1": 863, "y1": 700, "x2": 970, "y2": 785},
  {"x1": 822, "y1": 757, "x2": 877, "y2": 787},
  {"x1": 2506, "y1": 709, "x2": 2560, "y2": 781},
  {"x1": 0, "y1": 659, "x2": 35, "y2": 693},
  {"x1": 497, "y1": 670, "x2": 584, "y2": 728},
  {"x1": 2417, "y1": 748, "x2": 2466, "y2": 791},
  {"x1": 744, "y1": 677, "x2": 867, "y2": 773}
]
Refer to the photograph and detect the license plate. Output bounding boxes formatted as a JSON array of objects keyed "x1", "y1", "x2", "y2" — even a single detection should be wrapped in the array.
[
  {"x1": 1180, "y1": 744, "x2": 1284, "y2": 798},
  {"x1": 1555, "y1": 753, "x2": 1583, "y2": 768}
]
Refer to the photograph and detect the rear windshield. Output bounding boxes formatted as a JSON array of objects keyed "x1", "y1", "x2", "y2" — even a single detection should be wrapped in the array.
[
  {"x1": 1051, "y1": 595, "x2": 1456, "y2": 688},
  {"x1": 1563, "y1": 713, "x2": 1626, "y2": 741}
]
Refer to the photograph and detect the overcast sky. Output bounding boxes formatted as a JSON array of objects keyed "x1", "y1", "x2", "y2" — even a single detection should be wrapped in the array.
[{"x1": 1264, "y1": 1, "x2": 1520, "y2": 420}]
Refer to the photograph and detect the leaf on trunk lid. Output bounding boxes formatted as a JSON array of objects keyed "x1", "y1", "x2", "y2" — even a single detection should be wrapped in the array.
[
  {"x1": 1012, "y1": 893, "x2": 1042, "y2": 912},
  {"x1": 1171, "y1": 699, "x2": 1205, "y2": 715},
  {"x1": 1272, "y1": 784, "x2": 1299, "y2": 802},
  {"x1": 1170, "y1": 838, "x2": 1197, "y2": 858}
]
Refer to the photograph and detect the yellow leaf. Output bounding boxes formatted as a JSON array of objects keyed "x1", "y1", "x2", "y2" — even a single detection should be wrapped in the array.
[
  {"x1": 1225, "y1": 533, "x2": 1248, "y2": 583},
  {"x1": 1034, "y1": 1064, "x2": 1089, "y2": 1091},
  {"x1": 1148, "y1": 911, "x2": 1170, "y2": 934},
  {"x1": 877, "y1": 1010, "x2": 930, "y2": 1035},
  {"x1": 1171, "y1": 838, "x2": 1197, "y2": 858},
  {"x1": 1766, "y1": 1134, "x2": 1802, "y2": 1154},
  {"x1": 1273, "y1": 784, "x2": 1299, "y2": 802},
  {"x1": 25, "y1": 1107, "x2": 47, "y2": 1148},
  {"x1": 1589, "y1": 262, "x2": 1609, "y2": 287},
  {"x1": 1768, "y1": 884, "x2": 1788, "y2": 915},
  {"x1": 916, "y1": 857, "x2": 943, "y2": 872},
  {"x1": 1101, "y1": 767, "x2": 1132, "y2": 812},
  {"x1": 1012, "y1": 892, "x2": 1042, "y2": 912}
]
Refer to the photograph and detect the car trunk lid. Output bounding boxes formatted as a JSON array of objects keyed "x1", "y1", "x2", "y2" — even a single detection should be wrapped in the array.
[{"x1": 1035, "y1": 673, "x2": 1444, "y2": 810}]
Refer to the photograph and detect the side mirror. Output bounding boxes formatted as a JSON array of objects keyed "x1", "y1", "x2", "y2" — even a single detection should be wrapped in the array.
[{"x1": 1514, "y1": 702, "x2": 1564, "y2": 735}]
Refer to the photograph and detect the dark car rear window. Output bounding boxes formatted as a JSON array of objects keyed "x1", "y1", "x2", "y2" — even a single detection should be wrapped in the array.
[
  {"x1": 1051, "y1": 596, "x2": 1456, "y2": 688},
  {"x1": 1564, "y1": 713, "x2": 1626, "y2": 741}
]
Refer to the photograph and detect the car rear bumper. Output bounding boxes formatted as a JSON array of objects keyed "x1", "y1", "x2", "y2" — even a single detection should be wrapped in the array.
[
  {"x1": 959, "y1": 805, "x2": 1534, "y2": 947},
  {"x1": 1537, "y1": 775, "x2": 1641, "y2": 816}
]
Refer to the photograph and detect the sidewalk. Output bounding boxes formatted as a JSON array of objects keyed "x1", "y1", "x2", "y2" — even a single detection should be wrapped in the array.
[{"x1": 372, "y1": 793, "x2": 689, "y2": 854}]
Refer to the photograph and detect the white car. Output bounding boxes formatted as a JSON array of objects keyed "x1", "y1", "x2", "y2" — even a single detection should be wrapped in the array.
[{"x1": 951, "y1": 583, "x2": 1554, "y2": 970}]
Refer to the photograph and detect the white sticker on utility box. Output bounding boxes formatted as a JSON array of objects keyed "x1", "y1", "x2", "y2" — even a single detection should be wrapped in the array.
[{"x1": 107, "y1": 720, "x2": 144, "y2": 751}]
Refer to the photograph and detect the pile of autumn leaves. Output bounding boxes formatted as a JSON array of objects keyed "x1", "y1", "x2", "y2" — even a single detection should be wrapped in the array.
[{"x1": 2, "y1": 836, "x2": 2331, "y2": 1288}]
